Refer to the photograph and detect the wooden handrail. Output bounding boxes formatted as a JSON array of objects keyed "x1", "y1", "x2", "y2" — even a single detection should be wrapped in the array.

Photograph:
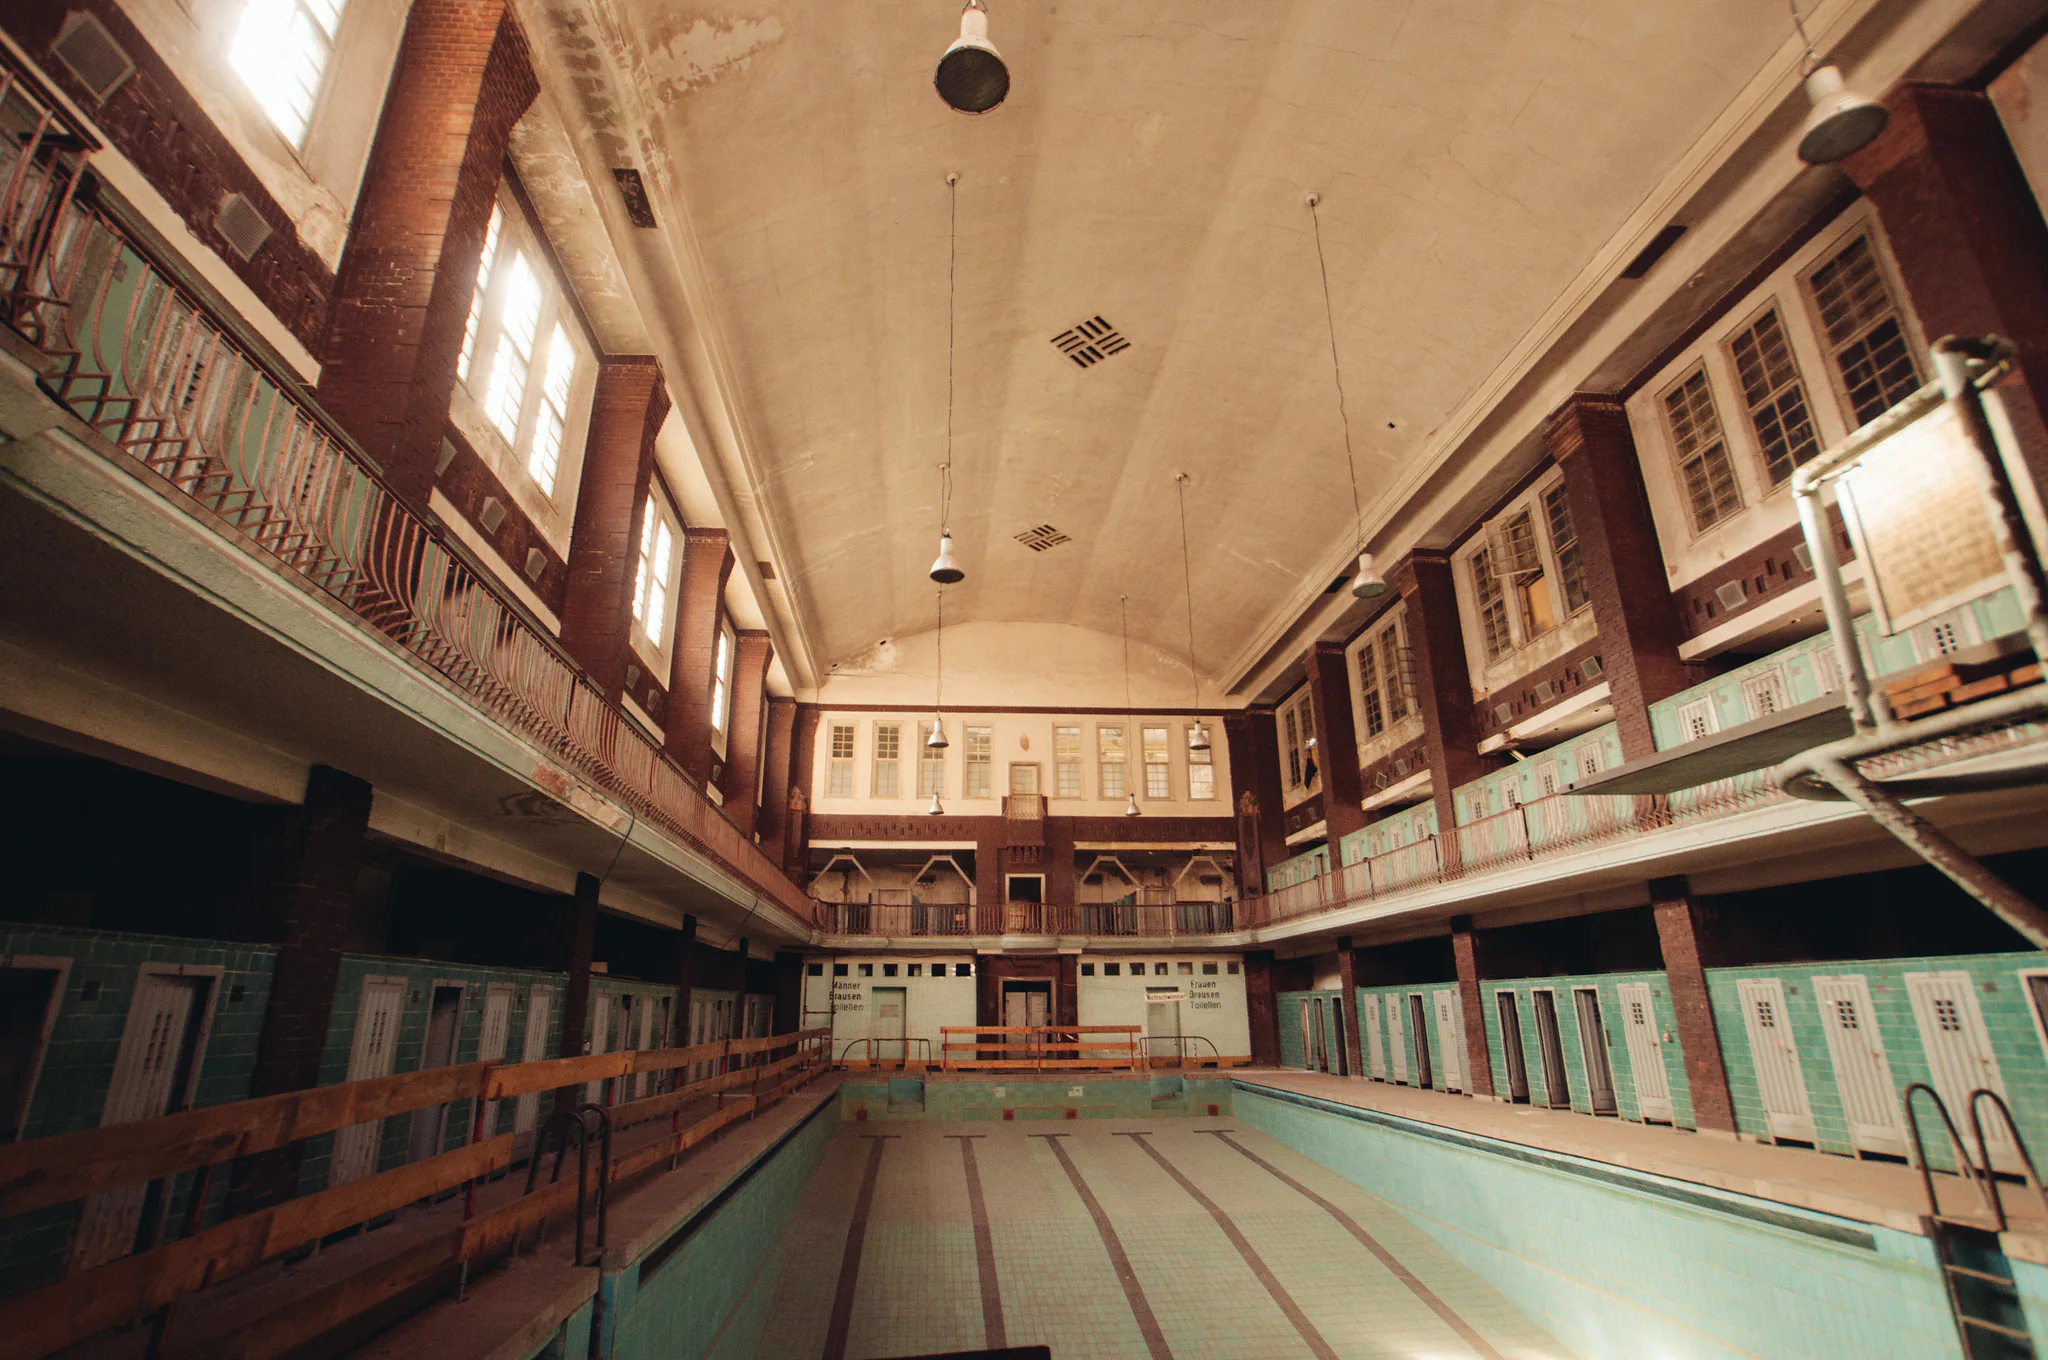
[{"x1": 0, "y1": 1029, "x2": 829, "y2": 1217}]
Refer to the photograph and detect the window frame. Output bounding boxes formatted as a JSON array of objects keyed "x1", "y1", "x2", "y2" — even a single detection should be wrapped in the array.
[
  {"x1": 964, "y1": 725, "x2": 993, "y2": 799},
  {"x1": 871, "y1": 721, "x2": 902, "y2": 799},
  {"x1": 710, "y1": 618, "x2": 736, "y2": 759},
  {"x1": 1350, "y1": 604, "x2": 1413, "y2": 746},
  {"x1": 1797, "y1": 231, "x2": 1926, "y2": 432},
  {"x1": 628, "y1": 484, "x2": 683, "y2": 673},
  {"x1": 826, "y1": 723, "x2": 856, "y2": 798},
  {"x1": 1454, "y1": 471, "x2": 1585, "y2": 671},
  {"x1": 1723, "y1": 299, "x2": 1824, "y2": 491},
  {"x1": 1661, "y1": 362, "x2": 1746, "y2": 536},
  {"x1": 1185, "y1": 724, "x2": 1215, "y2": 800},
  {"x1": 1097, "y1": 725, "x2": 1128, "y2": 802},
  {"x1": 918, "y1": 730, "x2": 946, "y2": 799},
  {"x1": 229, "y1": 0, "x2": 350, "y2": 150},
  {"x1": 1277, "y1": 688, "x2": 1318, "y2": 796},
  {"x1": 1141, "y1": 725, "x2": 1171, "y2": 801},
  {"x1": 1053, "y1": 724, "x2": 1084, "y2": 800}
]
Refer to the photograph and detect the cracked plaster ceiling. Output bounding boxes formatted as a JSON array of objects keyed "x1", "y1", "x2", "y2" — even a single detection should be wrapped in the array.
[{"x1": 540, "y1": 0, "x2": 1801, "y2": 689}]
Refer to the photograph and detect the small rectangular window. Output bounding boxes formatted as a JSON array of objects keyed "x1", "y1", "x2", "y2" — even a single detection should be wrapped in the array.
[
  {"x1": 858, "y1": 963, "x2": 873, "y2": 977},
  {"x1": 1663, "y1": 367, "x2": 1744, "y2": 531},
  {"x1": 833, "y1": 963, "x2": 848, "y2": 977},
  {"x1": 1054, "y1": 725, "x2": 1082, "y2": 799},
  {"x1": 1154, "y1": 962, "x2": 1169, "y2": 976},
  {"x1": 1728, "y1": 305, "x2": 1821, "y2": 487},
  {"x1": 872, "y1": 723, "x2": 902, "y2": 798},
  {"x1": 1098, "y1": 726, "x2": 1127, "y2": 800},
  {"x1": 907, "y1": 964, "x2": 922, "y2": 977},
  {"x1": 1104, "y1": 963, "x2": 1121, "y2": 977},
  {"x1": 1807, "y1": 235, "x2": 1921, "y2": 428},
  {"x1": 1081, "y1": 963, "x2": 1095, "y2": 976},
  {"x1": 1202, "y1": 963, "x2": 1218, "y2": 975},
  {"x1": 882, "y1": 963, "x2": 898, "y2": 977},
  {"x1": 1186, "y1": 726, "x2": 1214, "y2": 800},
  {"x1": 807, "y1": 962, "x2": 823, "y2": 976},
  {"x1": 955, "y1": 963, "x2": 973, "y2": 978},
  {"x1": 964, "y1": 726, "x2": 992, "y2": 798},
  {"x1": 1227, "y1": 962, "x2": 1240, "y2": 975},
  {"x1": 828, "y1": 723, "x2": 856, "y2": 797},
  {"x1": 1142, "y1": 726, "x2": 1170, "y2": 800},
  {"x1": 1177, "y1": 961, "x2": 1193, "y2": 975}
]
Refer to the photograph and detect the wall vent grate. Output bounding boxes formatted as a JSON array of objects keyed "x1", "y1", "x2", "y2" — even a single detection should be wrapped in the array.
[
  {"x1": 1792, "y1": 542, "x2": 1813, "y2": 572},
  {"x1": 1715, "y1": 580, "x2": 1749, "y2": 611},
  {"x1": 1580, "y1": 656, "x2": 1604, "y2": 681},
  {"x1": 613, "y1": 169, "x2": 657, "y2": 228},
  {"x1": 1014, "y1": 524, "x2": 1071, "y2": 552},
  {"x1": 1051, "y1": 316, "x2": 1130, "y2": 368},
  {"x1": 214, "y1": 193, "x2": 273, "y2": 261},
  {"x1": 53, "y1": 13, "x2": 134, "y2": 103}
]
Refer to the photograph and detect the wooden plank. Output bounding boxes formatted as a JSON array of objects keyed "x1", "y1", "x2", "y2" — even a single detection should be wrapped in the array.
[
  {"x1": 0, "y1": 1137, "x2": 513, "y2": 1360},
  {"x1": 484, "y1": 1052, "x2": 632, "y2": 1100},
  {"x1": 0, "y1": 1062, "x2": 494, "y2": 1219},
  {"x1": 203, "y1": 1226, "x2": 466, "y2": 1360},
  {"x1": 626, "y1": 1040, "x2": 729, "y2": 1075}
]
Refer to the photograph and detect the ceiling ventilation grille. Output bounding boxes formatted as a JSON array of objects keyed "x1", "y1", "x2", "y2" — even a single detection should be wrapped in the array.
[
  {"x1": 1050, "y1": 316, "x2": 1129, "y2": 368},
  {"x1": 53, "y1": 13, "x2": 135, "y2": 103},
  {"x1": 1013, "y1": 524, "x2": 1071, "y2": 553},
  {"x1": 613, "y1": 169, "x2": 657, "y2": 228}
]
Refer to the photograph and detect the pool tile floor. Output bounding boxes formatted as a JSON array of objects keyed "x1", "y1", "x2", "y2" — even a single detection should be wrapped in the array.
[{"x1": 752, "y1": 1119, "x2": 1569, "y2": 1359}]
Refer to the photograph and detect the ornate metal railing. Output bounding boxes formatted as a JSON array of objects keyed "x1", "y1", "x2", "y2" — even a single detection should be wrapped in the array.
[{"x1": 2, "y1": 77, "x2": 811, "y2": 925}]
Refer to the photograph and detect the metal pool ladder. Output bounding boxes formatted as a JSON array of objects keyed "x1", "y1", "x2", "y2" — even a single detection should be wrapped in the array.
[{"x1": 1902, "y1": 1083, "x2": 2046, "y2": 1358}]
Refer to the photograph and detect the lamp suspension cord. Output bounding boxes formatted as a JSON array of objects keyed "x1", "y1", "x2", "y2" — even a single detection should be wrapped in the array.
[
  {"x1": 1121, "y1": 594, "x2": 1134, "y2": 721},
  {"x1": 941, "y1": 171, "x2": 958, "y2": 536},
  {"x1": 1175, "y1": 473, "x2": 1200, "y2": 709},
  {"x1": 1308, "y1": 194, "x2": 1366, "y2": 557},
  {"x1": 1787, "y1": 0, "x2": 1817, "y2": 74},
  {"x1": 935, "y1": 589, "x2": 944, "y2": 713}
]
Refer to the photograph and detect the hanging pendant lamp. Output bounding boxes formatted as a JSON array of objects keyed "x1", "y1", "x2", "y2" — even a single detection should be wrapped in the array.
[
  {"x1": 934, "y1": 0, "x2": 1009, "y2": 115},
  {"x1": 1352, "y1": 550, "x2": 1388, "y2": 600},
  {"x1": 1174, "y1": 472, "x2": 1212, "y2": 754},
  {"x1": 930, "y1": 173, "x2": 968, "y2": 585},
  {"x1": 1787, "y1": 1, "x2": 1885, "y2": 165}
]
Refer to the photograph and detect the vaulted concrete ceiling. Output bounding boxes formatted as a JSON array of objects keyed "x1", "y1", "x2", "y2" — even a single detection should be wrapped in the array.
[{"x1": 552, "y1": 0, "x2": 1805, "y2": 688}]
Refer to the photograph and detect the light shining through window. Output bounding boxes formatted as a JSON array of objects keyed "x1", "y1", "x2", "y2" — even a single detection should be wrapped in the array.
[
  {"x1": 484, "y1": 254, "x2": 541, "y2": 440},
  {"x1": 459, "y1": 206, "x2": 504, "y2": 385},
  {"x1": 527, "y1": 325, "x2": 576, "y2": 494},
  {"x1": 631, "y1": 507, "x2": 673, "y2": 644},
  {"x1": 231, "y1": 0, "x2": 347, "y2": 146}
]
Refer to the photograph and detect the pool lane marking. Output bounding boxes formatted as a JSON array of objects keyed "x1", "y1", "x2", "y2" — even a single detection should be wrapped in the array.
[
  {"x1": 946, "y1": 1134, "x2": 1007, "y2": 1348},
  {"x1": 821, "y1": 1133, "x2": 895, "y2": 1360},
  {"x1": 1117, "y1": 1132, "x2": 1339, "y2": 1360},
  {"x1": 1198, "y1": 1129, "x2": 1507, "y2": 1360},
  {"x1": 1030, "y1": 1133, "x2": 1174, "y2": 1360}
]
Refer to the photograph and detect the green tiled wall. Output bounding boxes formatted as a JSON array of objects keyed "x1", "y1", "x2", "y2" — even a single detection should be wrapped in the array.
[
  {"x1": 0, "y1": 925, "x2": 276, "y2": 1296},
  {"x1": 1704, "y1": 950, "x2": 2048, "y2": 1166},
  {"x1": 1275, "y1": 989, "x2": 1345, "y2": 1072},
  {"x1": 603, "y1": 1095, "x2": 837, "y2": 1360},
  {"x1": 1480, "y1": 972, "x2": 1696, "y2": 1128},
  {"x1": 1449, "y1": 723, "x2": 1626, "y2": 826},
  {"x1": 1237, "y1": 1084, "x2": 1965, "y2": 1360},
  {"x1": 1265, "y1": 845, "x2": 1331, "y2": 893},
  {"x1": 1351, "y1": 982, "x2": 1459, "y2": 1089}
]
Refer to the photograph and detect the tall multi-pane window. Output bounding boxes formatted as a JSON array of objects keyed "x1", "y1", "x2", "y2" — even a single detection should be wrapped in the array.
[
  {"x1": 1807, "y1": 235, "x2": 1921, "y2": 428},
  {"x1": 1540, "y1": 484, "x2": 1588, "y2": 614},
  {"x1": 872, "y1": 724, "x2": 902, "y2": 798},
  {"x1": 710, "y1": 622, "x2": 735, "y2": 752},
  {"x1": 1469, "y1": 545, "x2": 1512, "y2": 661},
  {"x1": 918, "y1": 734, "x2": 945, "y2": 798},
  {"x1": 1357, "y1": 638, "x2": 1386, "y2": 738},
  {"x1": 965, "y1": 726, "x2": 992, "y2": 798},
  {"x1": 1186, "y1": 727, "x2": 1215, "y2": 800},
  {"x1": 827, "y1": 724, "x2": 856, "y2": 797},
  {"x1": 1054, "y1": 725, "x2": 1083, "y2": 799},
  {"x1": 1282, "y1": 707, "x2": 1302, "y2": 788},
  {"x1": 1379, "y1": 624, "x2": 1409, "y2": 723},
  {"x1": 629, "y1": 499, "x2": 675, "y2": 644},
  {"x1": 1142, "y1": 727, "x2": 1170, "y2": 800},
  {"x1": 231, "y1": 0, "x2": 348, "y2": 146},
  {"x1": 1357, "y1": 611, "x2": 1413, "y2": 741},
  {"x1": 1280, "y1": 691, "x2": 1317, "y2": 791},
  {"x1": 1097, "y1": 727, "x2": 1127, "y2": 800},
  {"x1": 457, "y1": 194, "x2": 585, "y2": 500},
  {"x1": 1728, "y1": 306, "x2": 1821, "y2": 486},
  {"x1": 1498, "y1": 510, "x2": 1555, "y2": 641},
  {"x1": 1663, "y1": 367, "x2": 1743, "y2": 531}
]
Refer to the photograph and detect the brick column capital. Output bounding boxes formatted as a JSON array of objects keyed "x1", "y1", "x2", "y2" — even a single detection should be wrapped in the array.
[
  {"x1": 1545, "y1": 390, "x2": 1691, "y2": 759},
  {"x1": 665, "y1": 528, "x2": 736, "y2": 780}
]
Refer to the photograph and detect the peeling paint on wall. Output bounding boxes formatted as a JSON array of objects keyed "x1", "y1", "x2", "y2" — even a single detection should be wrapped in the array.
[{"x1": 644, "y1": 15, "x2": 785, "y2": 103}]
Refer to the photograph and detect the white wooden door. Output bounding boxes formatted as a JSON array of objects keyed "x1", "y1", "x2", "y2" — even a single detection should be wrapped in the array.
[
  {"x1": 1812, "y1": 975, "x2": 1904, "y2": 1157},
  {"x1": 1616, "y1": 982, "x2": 1673, "y2": 1123},
  {"x1": 1906, "y1": 971, "x2": 2014, "y2": 1169},
  {"x1": 1735, "y1": 978, "x2": 1815, "y2": 1142},
  {"x1": 1432, "y1": 989, "x2": 1463, "y2": 1093},
  {"x1": 330, "y1": 977, "x2": 405, "y2": 1188},
  {"x1": 514, "y1": 985, "x2": 553, "y2": 1137},
  {"x1": 72, "y1": 972, "x2": 210, "y2": 1270},
  {"x1": 476, "y1": 984, "x2": 514, "y2": 1138},
  {"x1": 1386, "y1": 994, "x2": 1408, "y2": 1084},
  {"x1": 585, "y1": 992, "x2": 612, "y2": 1104},
  {"x1": 1363, "y1": 995, "x2": 1386, "y2": 1080}
]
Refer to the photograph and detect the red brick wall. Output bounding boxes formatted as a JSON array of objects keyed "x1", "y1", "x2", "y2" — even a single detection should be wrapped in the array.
[
  {"x1": 315, "y1": 0, "x2": 537, "y2": 506},
  {"x1": 665, "y1": 528, "x2": 735, "y2": 782},
  {"x1": 4, "y1": 0, "x2": 334, "y2": 350},
  {"x1": 1669, "y1": 513, "x2": 1856, "y2": 643},
  {"x1": 1651, "y1": 876, "x2": 1737, "y2": 1134},
  {"x1": 1450, "y1": 916, "x2": 1494, "y2": 1098},
  {"x1": 1393, "y1": 550, "x2": 1487, "y2": 871},
  {"x1": 721, "y1": 631, "x2": 774, "y2": 836},
  {"x1": 559, "y1": 357, "x2": 667, "y2": 696},
  {"x1": 757, "y1": 696, "x2": 799, "y2": 862},
  {"x1": 1305, "y1": 641, "x2": 1366, "y2": 845},
  {"x1": 434, "y1": 421, "x2": 570, "y2": 616}
]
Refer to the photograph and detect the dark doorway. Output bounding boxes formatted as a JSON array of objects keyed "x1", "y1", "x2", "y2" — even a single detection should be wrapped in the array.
[{"x1": 1496, "y1": 992, "x2": 1530, "y2": 1104}]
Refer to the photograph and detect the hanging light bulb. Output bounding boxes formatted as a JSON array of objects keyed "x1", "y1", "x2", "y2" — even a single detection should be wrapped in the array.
[
  {"x1": 934, "y1": 0, "x2": 1008, "y2": 115},
  {"x1": 927, "y1": 716, "x2": 949, "y2": 749},
  {"x1": 1351, "y1": 550, "x2": 1388, "y2": 600},
  {"x1": 1189, "y1": 723, "x2": 1212, "y2": 754},
  {"x1": 1796, "y1": 65, "x2": 1887, "y2": 164},
  {"x1": 929, "y1": 528, "x2": 963, "y2": 584},
  {"x1": 928, "y1": 791, "x2": 946, "y2": 816},
  {"x1": 1125, "y1": 792, "x2": 1142, "y2": 818}
]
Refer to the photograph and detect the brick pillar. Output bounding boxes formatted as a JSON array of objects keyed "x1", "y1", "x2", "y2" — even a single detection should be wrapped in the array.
[
  {"x1": 975, "y1": 821, "x2": 1005, "y2": 933},
  {"x1": 1223, "y1": 708, "x2": 1287, "y2": 897},
  {"x1": 231, "y1": 765, "x2": 372, "y2": 1210},
  {"x1": 784, "y1": 704, "x2": 819, "y2": 880},
  {"x1": 721, "y1": 631, "x2": 774, "y2": 834},
  {"x1": 1392, "y1": 551, "x2": 1486, "y2": 872},
  {"x1": 1045, "y1": 820, "x2": 1078, "y2": 935},
  {"x1": 772, "y1": 950, "x2": 803, "y2": 1032},
  {"x1": 1546, "y1": 395, "x2": 1691, "y2": 760},
  {"x1": 1845, "y1": 82, "x2": 2048, "y2": 491},
  {"x1": 1304, "y1": 642, "x2": 1366, "y2": 847},
  {"x1": 665, "y1": 529, "x2": 735, "y2": 781},
  {"x1": 1650, "y1": 875, "x2": 1737, "y2": 1136},
  {"x1": 559, "y1": 358, "x2": 668, "y2": 699},
  {"x1": 1243, "y1": 950, "x2": 1281, "y2": 1066},
  {"x1": 549, "y1": 872, "x2": 599, "y2": 1116},
  {"x1": 314, "y1": 1, "x2": 537, "y2": 505},
  {"x1": 675, "y1": 913, "x2": 698, "y2": 1047},
  {"x1": 1056, "y1": 954, "x2": 1079, "y2": 1029},
  {"x1": 1449, "y1": 915, "x2": 1495, "y2": 1099},
  {"x1": 1334, "y1": 937, "x2": 1364, "y2": 1078},
  {"x1": 757, "y1": 696, "x2": 799, "y2": 864}
]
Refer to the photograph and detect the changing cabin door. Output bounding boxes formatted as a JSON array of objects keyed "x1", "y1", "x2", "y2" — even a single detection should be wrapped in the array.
[
  {"x1": 1736, "y1": 978, "x2": 1815, "y2": 1143},
  {"x1": 1615, "y1": 982, "x2": 1672, "y2": 1123},
  {"x1": 1813, "y1": 974, "x2": 1905, "y2": 1157}
]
